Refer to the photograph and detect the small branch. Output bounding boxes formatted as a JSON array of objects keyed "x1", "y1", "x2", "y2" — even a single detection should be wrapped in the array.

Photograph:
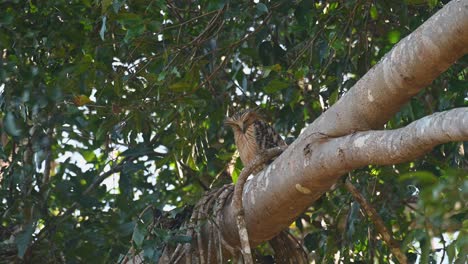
[
  {"x1": 344, "y1": 179, "x2": 407, "y2": 264},
  {"x1": 41, "y1": 125, "x2": 53, "y2": 189},
  {"x1": 232, "y1": 146, "x2": 287, "y2": 264},
  {"x1": 161, "y1": 9, "x2": 221, "y2": 31}
]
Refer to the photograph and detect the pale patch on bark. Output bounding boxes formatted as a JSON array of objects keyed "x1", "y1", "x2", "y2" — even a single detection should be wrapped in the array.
[
  {"x1": 421, "y1": 35, "x2": 440, "y2": 63},
  {"x1": 367, "y1": 89, "x2": 374, "y2": 102},
  {"x1": 295, "y1": 184, "x2": 311, "y2": 194},
  {"x1": 264, "y1": 176, "x2": 270, "y2": 191},
  {"x1": 263, "y1": 166, "x2": 273, "y2": 191},
  {"x1": 239, "y1": 227, "x2": 251, "y2": 254},
  {"x1": 354, "y1": 134, "x2": 370, "y2": 148},
  {"x1": 419, "y1": 117, "x2": 431, "y2": 134},
  {"x1": 383, "y1": 56, "x2": 398, "y2": 93},
  {"x1": 244, "y1": 183, "x2": 250, "y2": 194},
  {"x1": 250, "y1": 187, "x2": 256, "y2": 205}
]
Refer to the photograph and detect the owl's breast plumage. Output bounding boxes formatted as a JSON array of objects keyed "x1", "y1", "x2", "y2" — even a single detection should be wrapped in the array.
[{"x1": 234, "y1": 125, "x2": 258, "y2": 166}]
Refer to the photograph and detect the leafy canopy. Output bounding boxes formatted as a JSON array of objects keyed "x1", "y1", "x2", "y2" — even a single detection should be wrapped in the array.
[{"x1": 0, "y1": 0, "x2": 466, "y2": 263}]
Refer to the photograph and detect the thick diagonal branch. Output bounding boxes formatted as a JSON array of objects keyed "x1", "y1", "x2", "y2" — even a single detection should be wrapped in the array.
[
  {"x1": 321, "y1": 107, "x2": 468, "y2": 168},
  {"x1": 219, "y1": 0, "x2": 468, "y2": 246},
  {"x1": 304, "y1": 0, "x2": 468, "y2": 137},
  {"x1": 222, "y1": 107, "x2": 468, "y2": 245}
]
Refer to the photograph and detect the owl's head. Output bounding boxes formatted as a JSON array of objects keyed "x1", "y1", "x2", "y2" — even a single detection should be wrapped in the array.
[{"x1": 224, "y1": 109, "x2": 260, "y2": 134}]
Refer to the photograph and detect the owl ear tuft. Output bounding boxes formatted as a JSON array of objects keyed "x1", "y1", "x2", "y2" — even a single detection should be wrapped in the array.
[{"x1": 224, "y1": 117, "x2": 236, "y2": 127}]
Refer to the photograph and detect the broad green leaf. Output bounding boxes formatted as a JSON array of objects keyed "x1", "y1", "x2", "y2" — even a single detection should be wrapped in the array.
[
  {"x1": 113, "y1": 0, "x2": 126, "y2": 13},
  {"x1": 121, "y1": 144, "x2": 152, "y2": 157},
  {"x1": 173, "y1": 235, "x2": 192, "y2": 243},
  {"x1": 15, "y1": 223, "x2": 34, "y2": 258},
  {"x1": 132, "y1": 224, "x2": 146, "y2": 248},
  {"x1": 370, "y1": 5, "x2": 378, "y2": 20},
  {"x1": 231, "y1": 167, "x2": 240, "y2": 183},
  {"x1": 256, "y1": 3, "x2": 268, "y2": 15},
  {"x1": 3, "y1": 112, "x2": 25, "y2": 137},
  {"x1": 119, "y1": 221, "x2": 136, "y2": 236},
  {"x1": 405, "y1": 0, "x2": 428, "y2": 4},
  {"x1": 73, "y1": 95, "x2": 92, "y2": 106},
  {"x1": 142, "y1": 246, "x2": 158, "y2": 261},
  {"x1": 387, "y1": 30, "x2": 401, "y2": 44},
  {"x1": 169, "y1": 82, "x2": 194, "y2": 92},
  {"x1": 102, "y1": 0, "x2": 112, "y2": 13},
  {"x1": 304, "y1": 232, "x2": 321, "y2": 251},
  {"x1": 264, "y1": 79, "x2": 290, "y2": 94},
  {"x1": 446, "y1": 242, "x2": 456, "y2": 264},
  {"x1": 399, "y1": 171, "x2": 437, "y2": 185}
]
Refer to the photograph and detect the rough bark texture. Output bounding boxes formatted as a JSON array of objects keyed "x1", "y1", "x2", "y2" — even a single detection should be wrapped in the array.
[{"x1": 220, "y1": 0, "x2": 468, "y2": 246}]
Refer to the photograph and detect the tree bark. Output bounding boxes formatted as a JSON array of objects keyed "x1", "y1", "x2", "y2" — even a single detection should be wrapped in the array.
[{"x1": 220, "y1": 0, "x2": 468, "y2": 247}]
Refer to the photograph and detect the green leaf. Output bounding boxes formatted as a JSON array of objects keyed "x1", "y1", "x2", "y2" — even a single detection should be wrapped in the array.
[
  {"x1": 3, "y1": 112, "x2": 25, "y2": 137},
  {"x1": 187, "y1": 155, "x2": 199, "y2": 171},
  {"x1": 428, "y1": 0, "x2": 438, "y2": 8},
  {"x1": 256, "y1": 3, "x2": 268, "y2": 15},
  {"x1": 405, "y1": 0, "x2": 428, "y2": 5},
  {"x1": 399, "y1": 171, "x2": 438, "y2": 186},
  {"x1": 173, "y1": 235, "x2": 192, "y2": 243},
  {"x1": 15, "y1": 223, "x2": 34, "y2": 258},
  {"x1": 113, "y1": 0, "x2": 126, "y2": 13},
  {"x1": 29, "y1": 1, "x2": 38, "y2": 13},
  {"x1": 102, "y1": 0, "x2": 112, "y2": 13},
  {"x1": 142, "y1": 245, "x2": 158, "y2": 261},
  {"x1": 132, "y1": 224, "x2": 146, "y2": 248},
  {"x1": 169, "y1": 82, "x2": 194, "y2": 92},
  {"x1": 304, "y1": 232, "x2": 321, "y2": 251},
  {"x1": 387, "y1": 30, "x2": 401, "y2": 44},
  {"x1": 124, "y1": 25, "x2": 146, "y2": 42},
  {"x1": 73, "y1": 95, "x2": 92, "y2": 106},
  {"x1": 81, "y1": 150, "x2": 96, "y2": 162},
  {"x1": 447, "y1": 241, "x2": 456, "y2": 264},
  {"x1": 370, "y1": 5, "x2": 378, "y2": 20},
  {"x1": 121, "y1": 144, "x2": 152, "y2": 157},
  {"x1": 406, "y1": 252, "x2": 418, "y2": 263},
  {"x1": 122, "y1": 163, "x2": 145, "y2": 174},
  {"x1": 231, "y1": 167, "x2": 240, "y2": 183},
  {"x1": 329, "y1": 90, "x2": 338, "y2": 105},
  {"x1": 264, "y1": 79, "x2": 290, "y2": 94},
  {"x1": 0, "y1": 12, "x2": 13, "y2": 25}
]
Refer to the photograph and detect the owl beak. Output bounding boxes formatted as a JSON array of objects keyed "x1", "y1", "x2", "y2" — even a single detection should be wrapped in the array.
[{"x1": 241, "y1": 123, "x2": 247, "y2": 133}]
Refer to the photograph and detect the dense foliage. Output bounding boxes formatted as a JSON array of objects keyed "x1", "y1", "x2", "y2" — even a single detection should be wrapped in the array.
[{"x1": 0, "y1": 0, "x2": 466, "y2": 263}]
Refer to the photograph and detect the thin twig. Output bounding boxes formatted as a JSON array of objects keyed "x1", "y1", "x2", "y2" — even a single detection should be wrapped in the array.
[
  {"x1": 232, "y1": 146, "x2": 287, "y2": 264},
  {"x1": 344, "y1": 178, "x2": 408, "y2": 264}
]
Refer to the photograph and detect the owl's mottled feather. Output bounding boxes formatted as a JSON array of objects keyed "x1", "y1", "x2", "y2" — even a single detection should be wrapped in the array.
[{"x1": 225, "y1": 109, "x2": 286, "y2": 172}]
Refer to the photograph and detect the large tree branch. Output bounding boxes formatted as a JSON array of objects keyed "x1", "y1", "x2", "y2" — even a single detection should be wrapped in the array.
[
  {"x1": 315, "y1": 107, "x2": 468, "y2": 168},
  {"x1": 221, "y1": 108, "x2": 468, "y2": 245},
  {"x1": 309, "y1": 0, "x2": 468, "y2": 136},
  {"x1": 220, "y1": 0, "x2": 468, "y2": 247}
]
